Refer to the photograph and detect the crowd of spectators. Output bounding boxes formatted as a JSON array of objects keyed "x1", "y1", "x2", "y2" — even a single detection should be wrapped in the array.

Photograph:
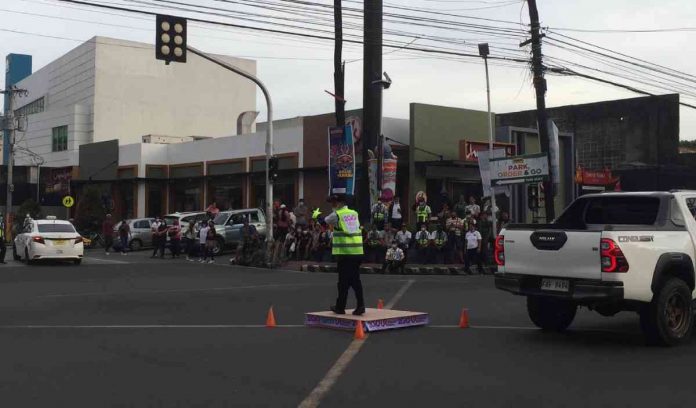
[{"x1": 270, "y1": 194, "x2": 510, "y2": 274}]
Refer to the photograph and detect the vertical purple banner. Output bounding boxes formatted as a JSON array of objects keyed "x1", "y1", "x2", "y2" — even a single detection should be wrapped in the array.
[{"x1": 328, "y1": 124, "x2": 356, "y2": 195}]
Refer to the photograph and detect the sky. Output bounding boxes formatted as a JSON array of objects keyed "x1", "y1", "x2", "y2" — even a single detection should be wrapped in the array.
[{"x1": 1, "y1": 0, "x2": 695, "y2": 139}]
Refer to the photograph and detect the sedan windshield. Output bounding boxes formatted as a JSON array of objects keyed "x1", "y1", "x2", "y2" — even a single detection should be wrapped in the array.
[{"x1": 38, "y1": 224, "x2": 76, "y2": 233}]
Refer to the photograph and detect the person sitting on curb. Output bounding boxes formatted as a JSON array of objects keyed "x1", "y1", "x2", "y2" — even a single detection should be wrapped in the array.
[
  {"x1": 366, "y1": 224, "x2": 385, "y2": 264},
  {"x1": 382, "y1": 241, "x2": 405, "y2": 274},
  {"x1": 431, "y1": 223, "x2": 448, "y2": 264},
  {"x1": 414, "y1": 224, "x2": 431, "y2": 264}
]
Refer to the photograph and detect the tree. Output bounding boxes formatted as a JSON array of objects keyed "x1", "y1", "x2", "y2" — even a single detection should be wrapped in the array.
[
  {"x1": 17, "y1": 199, "x2": 42, "y2": 220},
  {"x1": 75, "y1": 186, "x2": 106, "y2": 232}
]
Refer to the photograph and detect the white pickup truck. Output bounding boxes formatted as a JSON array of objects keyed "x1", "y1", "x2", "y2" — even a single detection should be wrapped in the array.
[{"x1": 495, "y1": 191, "x2": 696, "y2": 346}]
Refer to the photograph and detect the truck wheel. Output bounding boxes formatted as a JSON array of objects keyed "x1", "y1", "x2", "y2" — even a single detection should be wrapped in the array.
[
  {"x1": 212, "y1": 238, "x2": 224, "y2": 256},
  {"x1": 640, "y1": 278, "x2": 693, "y2": 346},
  {"x1": 527, "y1": 296, "x2": 577, "y2": 332}
]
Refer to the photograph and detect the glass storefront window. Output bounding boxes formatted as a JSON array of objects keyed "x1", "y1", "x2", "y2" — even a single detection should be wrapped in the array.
[
  {"x1": 170, "y1": 180, "x2": 202, "y2": 212},
  {"x1": 252, "y1": 173, "x2": 295, "y2": 209},
  {"x1": 209, "y1": 179, "x2": 243, "y2": 210}
]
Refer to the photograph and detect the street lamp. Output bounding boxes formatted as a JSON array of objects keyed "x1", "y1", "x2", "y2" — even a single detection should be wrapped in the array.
[
  {"x1": 479, "y1": 43, "x2": 497, "y2": 235},
  {"x1": 371, "y1": 72, "x2": 392, "y2": 200}
]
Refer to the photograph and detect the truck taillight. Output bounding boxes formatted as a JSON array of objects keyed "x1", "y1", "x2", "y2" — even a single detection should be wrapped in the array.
[
  {"x1": 494, "y1": 235, "x2": 505, "y2": 266},
  {"x1": 600, "y1": 238, "x2": 629, "y2": 273}
]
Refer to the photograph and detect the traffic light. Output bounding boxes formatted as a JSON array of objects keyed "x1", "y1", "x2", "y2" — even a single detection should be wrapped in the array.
[
  {"x1": 527, "y1": 184, "x2": 540, "y2": 210},
  {"x1": 269, "y1": 156, "x2": 279, "y2": 183},
  {"x1": 156, "y1": 14, "x2": 187, "y2": 64}
]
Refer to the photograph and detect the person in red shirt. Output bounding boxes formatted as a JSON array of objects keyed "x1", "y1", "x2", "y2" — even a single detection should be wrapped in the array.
[
  {"x1": 168, "y1": 219, "x2": 183, "y2": 258},
  {"x1": 102, "y1": 214, "x2": 114, "y2": 255},
  {"x1": 206, "y1": 202, "x2": 220, "y2": 219}
]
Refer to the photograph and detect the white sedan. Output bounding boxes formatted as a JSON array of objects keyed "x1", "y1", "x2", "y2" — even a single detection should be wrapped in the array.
[{"x1": 13, "y1": 217, "x2": 84, "y2": 265}]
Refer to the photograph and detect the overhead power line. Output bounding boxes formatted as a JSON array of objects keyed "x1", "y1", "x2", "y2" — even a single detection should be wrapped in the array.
[
  {"x1": 548, "y1": 26, "x2": 696, "y2": 33},
  {"x1": 548, "y1": 67, "x2": 696, "y2": 110},
  {"x1": 51, "y1": 0, "x2": 531, "y2": 63}
]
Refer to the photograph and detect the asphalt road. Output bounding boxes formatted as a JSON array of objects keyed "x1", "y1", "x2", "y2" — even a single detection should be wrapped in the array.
[{"x1": 1, "y1": 249, "x2": 694, "y2": 407}]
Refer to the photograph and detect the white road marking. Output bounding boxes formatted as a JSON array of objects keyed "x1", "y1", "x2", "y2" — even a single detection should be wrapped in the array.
[
  {"x1": 84, "y1": 257, "x2": 130, "y2": 265},
  {"x1": 38, "y1": 282, "x2": 326, "y2": 299},
  {"x1": 429, "y1": 324, "x2": 538, "y2": 330},
  {"x1": 298, "y1": 279, "x2": 416, "y2": 408},
  {"x1": 0, "y1": 324, "x2": 305, "y2": 329}
]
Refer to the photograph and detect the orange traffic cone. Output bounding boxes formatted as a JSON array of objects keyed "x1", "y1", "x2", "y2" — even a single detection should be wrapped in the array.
[
  {"x1": 354, "y1": 321, "x2": 366, "y2": 340},
  {"x1": 266, "y1": 306, "x2": 277, "y2": 328},
  {"x1": 459, "y1": 308, "x2": 470, "y2": 329},
  {"x1": 377, "y1": 299, "x2": 384, "y2": 310}
]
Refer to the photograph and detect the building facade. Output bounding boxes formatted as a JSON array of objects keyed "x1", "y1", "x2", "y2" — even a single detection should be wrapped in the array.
[{"x1": 8, "y1": 36, "x2": 256, "y2": 168}]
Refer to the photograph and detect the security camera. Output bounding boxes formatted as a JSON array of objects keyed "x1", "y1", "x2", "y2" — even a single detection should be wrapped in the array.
[{"x1": 372, "y1": 71, "x2": 392, "y2": 89}]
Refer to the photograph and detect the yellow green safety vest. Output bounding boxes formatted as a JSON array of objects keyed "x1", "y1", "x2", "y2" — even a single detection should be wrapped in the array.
[
  {"x1": 332, "y1": 207, "x2": 364, "y2": 256},
  {"x1": 434, "y1": 232, "x2": 446, "y2": 248},
  {"x1": 417, "y1": 206, "x2": 429, "y2": 222},
  {"x1": 417, "y1": 231, "x2": 429, "y2": 247}
]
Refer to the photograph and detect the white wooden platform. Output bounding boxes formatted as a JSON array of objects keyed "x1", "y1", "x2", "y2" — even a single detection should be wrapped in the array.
[{"x1": 305, "y1": 308, "x2": 429, "y2": 332}]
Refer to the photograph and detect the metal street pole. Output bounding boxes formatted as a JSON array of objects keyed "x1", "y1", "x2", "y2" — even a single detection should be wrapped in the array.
[
  {"x1": 479, "y1": 44, "x2": 497, "y2": 234},
  {"x1": 2, "y1": 87, "x2": 18, "y2": 240},
  {"x1": 36, "y1": 164, "x2": 40, "y2": 203},
  {"x1": 187, "y1": 47, "x2": 275, "y2": 252},
  {"x1": 484, "y1": 58, "x2": 497, "y2": 235}
]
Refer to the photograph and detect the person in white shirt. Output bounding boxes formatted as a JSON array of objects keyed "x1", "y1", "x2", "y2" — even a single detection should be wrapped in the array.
[
  {"x1": 198, "y1": 222, "x2": 210, "y2": 262},
  {"x1": 464, "y1": 223, "x2": 483, "y2": 274},
  {"x1": 465, "y1": 196, "x2": 481, "y2": 218},
  {"x1": 414, "y1": 224, "x2": 432, "y2": 264},
  {"x1": 395, "y1": 224, "x2": 412, "y2": 251},
  {"x1": 382, "y1": 242, "x2": 405, "y2": 274},
  {"x1": 389, "y1": 197, "x2": 403, "y2": 229}
]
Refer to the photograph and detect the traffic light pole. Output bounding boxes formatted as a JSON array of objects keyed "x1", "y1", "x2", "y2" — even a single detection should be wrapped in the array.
[{"x1": 187, "y1": 47, "x2": 275, "y2": 250}]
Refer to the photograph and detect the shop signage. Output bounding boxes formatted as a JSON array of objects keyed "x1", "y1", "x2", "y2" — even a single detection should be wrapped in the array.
[
  {"x1": 575, "y1": 166, "x2": 618, "y2": 186},
  {"x1": 490, "y1": 153, "x2": 549, "y2": 186},
  {"x1": 460, "y1": 140, "x2": 516, "y2": 162},
  {"x1": 328, "y1": 124, "x2": 356, "y2": 195}
]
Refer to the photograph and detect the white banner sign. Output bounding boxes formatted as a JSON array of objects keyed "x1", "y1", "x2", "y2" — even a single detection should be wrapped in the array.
[{"x1": 490, "y1": 153, "x2": 549, "y2": 186}]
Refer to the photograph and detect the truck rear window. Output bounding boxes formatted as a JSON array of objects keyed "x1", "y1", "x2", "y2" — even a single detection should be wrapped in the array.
[{"x1": 556, "y1": 196, "x2": 660, "y2": 228}]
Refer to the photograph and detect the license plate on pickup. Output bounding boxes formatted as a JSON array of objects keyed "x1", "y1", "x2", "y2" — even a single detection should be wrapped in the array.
[{"x1": 541, "y1": 278, "x2": 569, "y2": 292}]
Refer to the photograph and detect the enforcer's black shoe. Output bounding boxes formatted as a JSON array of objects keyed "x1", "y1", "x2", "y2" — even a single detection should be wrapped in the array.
[
  {"x1": 352, "y1": 307, "x2": 366, "y2": 316},
  {"x1": 330, "y1": 305, "x2": 346, "y2": 315}
]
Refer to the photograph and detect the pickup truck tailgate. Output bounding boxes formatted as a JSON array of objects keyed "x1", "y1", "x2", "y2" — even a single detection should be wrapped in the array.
[{"x1": 504, "y1": 229, "x2": 602, "y2": 280}]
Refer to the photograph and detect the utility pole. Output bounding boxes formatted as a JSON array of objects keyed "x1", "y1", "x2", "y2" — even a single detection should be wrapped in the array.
[
  {"x1": 478, "y1": 43, "x2": 497, "y2": 235},
  {"x1": 1, "y1": 86, "x2": 27, "y2": 238},
  {"x1": 526, "y1": 0, "x2": 555, "y2": 222},
  {"x1": 333, "y1": 0, "x2": 345, "y2": 127},
  {"x1": 361, "y1": 0, "x2": 382, "y2": 220}
]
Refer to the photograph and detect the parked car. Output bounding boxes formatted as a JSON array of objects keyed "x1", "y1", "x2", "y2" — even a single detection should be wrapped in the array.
[
  {"x1": 212, "y1": 208, "x2": 267, "y2": 255},
  {"x1": 112, "y1": 218, "x2": 156, "y2": 251},
  {"x1": 163, "y1": 212, "x2": 211, "y2": 239},
  {"x1": 13, "y1": 216, "x2": 84, "y2": 265}
]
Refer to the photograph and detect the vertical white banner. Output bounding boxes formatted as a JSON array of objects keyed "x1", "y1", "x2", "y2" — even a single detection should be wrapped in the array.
[{"x1": 547, "y1": 119, "x2": 560, "y2": 191}]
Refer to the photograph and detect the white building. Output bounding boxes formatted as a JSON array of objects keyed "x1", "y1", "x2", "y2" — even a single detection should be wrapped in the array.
[{"x1": 12, "y1": 36, "x2": 256, "y2": 167}]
